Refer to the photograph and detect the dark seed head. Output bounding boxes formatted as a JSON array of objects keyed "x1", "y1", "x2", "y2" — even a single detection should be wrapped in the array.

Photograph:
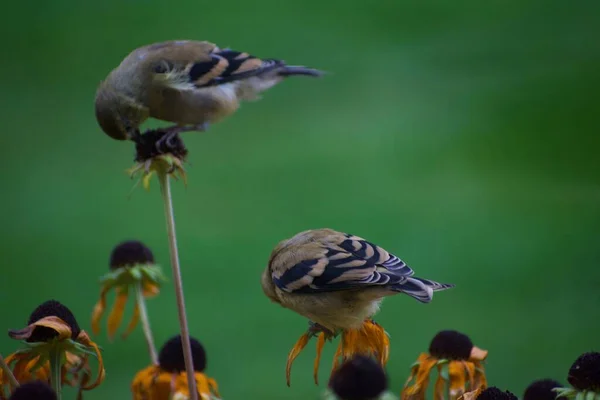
[
  {"x1": 477, "y1": 387, "x2": 518, "y2": 400},
  {"x1": 328, "y1": 355, "x2": 388, "y2": 400},
  {"x1": 134, "y1": 128, "x2": 188, "y2": 163},
  {"x1": 26, "y1": 300, "x2": 80, "y2": 342},
  {"x1": 158, "y1": 335, "x2": 207, "y2": 373},
  {"x1": 567, "y1": 352, "x2": 600, "y2": 391},
  {"x1": 110, "y1": 240, "x2": 155, "y2": 270},
  {"x1": 428, "y1": 330, "x2": 473, "y2": 360},
  {"x1": 9, "y1": 380, "x2": 57, "y2": 400},
  {"x1": 523, "y1": 379, "x2": 563, "y2": 400}
]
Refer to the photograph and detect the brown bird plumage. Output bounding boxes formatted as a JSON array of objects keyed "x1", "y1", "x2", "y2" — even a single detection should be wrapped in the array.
[
  {"x1": 262, "y1": 228, "x2": 454, "y2": 333},
  {"x1": 95, "y1": 40, "x2": 323, "y2": 142}
]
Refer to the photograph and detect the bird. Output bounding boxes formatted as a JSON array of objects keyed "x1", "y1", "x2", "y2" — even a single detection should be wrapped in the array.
[
  {"x1": 94, "y1": 40, "x2": 323, "y2": 149},
  {"x1": 261, "y1": 228, "x2": 454, "y2": 386}
]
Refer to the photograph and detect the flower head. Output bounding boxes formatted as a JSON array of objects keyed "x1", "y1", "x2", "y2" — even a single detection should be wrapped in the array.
[
  {"x1": 287, "y1": 320, "x2": 390, "y2": 387},
  {"x1": 523, "y1": 379, "x2": 563, "y2": 400},
  {"x1": 459, "y1": 387, "x2": 517, "y2": 400},
  {"x1": 1, "y1": 300, "x2": 104, "y2": 395},
  {"x1": 91, "y1": 240, "x2": 166, "y2": 340},
  {"x1": 127, "y1": 129, "x2": 188, "y2": 191},
  {"x1": 131, "y1": 335, "x2": 220, "y2": 400},
  {"x1": 8, "y1": 381, "x2": 56, "y2": 400},
  {"x1": 402, "y1": 330, "x2": 488, "y2": 400},
  {"x1": 323, "y1": 355, "x2": 396, "y2": 400},
  {"x1": 554, "y1": 352, "x2": 600, "y2": 399}
]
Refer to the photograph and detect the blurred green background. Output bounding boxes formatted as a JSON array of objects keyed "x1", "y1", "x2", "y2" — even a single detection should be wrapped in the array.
[{"x1": 1, "y1": 0, "x2": 599, "y2": 398}]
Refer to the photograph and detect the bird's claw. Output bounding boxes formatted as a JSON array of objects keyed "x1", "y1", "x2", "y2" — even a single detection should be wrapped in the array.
[{"x1": 308, "y1": 321, "x2": 336, "y2": 338}]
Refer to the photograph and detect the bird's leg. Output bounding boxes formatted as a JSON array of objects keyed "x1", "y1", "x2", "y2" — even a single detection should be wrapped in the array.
[
  {"x1": 155, "y1": 123, "x2": 210, "y2": 153},
  {"x1": 308, "y1": 321, "x2": 336, "y2": 338}
]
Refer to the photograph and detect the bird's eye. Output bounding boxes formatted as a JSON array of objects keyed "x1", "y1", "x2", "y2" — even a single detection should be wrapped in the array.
[{"x1": 154, "y1": 60, "x2": 172, "y2": 74}]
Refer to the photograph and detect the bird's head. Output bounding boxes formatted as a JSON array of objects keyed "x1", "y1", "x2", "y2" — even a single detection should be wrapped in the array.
[{"x1": 94, "y1": 82, "x2": 135, "y2": 141}]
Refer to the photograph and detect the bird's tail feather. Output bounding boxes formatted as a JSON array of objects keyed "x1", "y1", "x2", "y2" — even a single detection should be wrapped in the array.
[
  {"x1": 278, "y1": 66, "x2": 324, "y2": 77},
  {"x1": 393, "y1": 277, "x2": 455, "y2": 303}
]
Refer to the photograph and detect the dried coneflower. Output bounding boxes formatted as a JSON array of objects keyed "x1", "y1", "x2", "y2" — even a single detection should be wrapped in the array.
[
  {"x1": 1, "y1": 300, "x2": 104, "y2": 400},
  {"x1": 523, "y1": 379, "x2": 564, "y2": 400},
  {"x1": 8, "y1": 380, "x2": 57, "y2": 400},
  {"x1": 131, "y1": 335, "x2": 220, "y2": 400},
  {"x1": 323, "y1": 355, "x2": 396, "y2": 400},
  {"x1": 402, "y1": 330, "x2": 488, "y2": 400},
  {"x1": 459, "y1": 386, "x2": 517, "y2": 400},
  {"x1": 91, "y1": 240, "x2": 166, "y2": 364},
  {"x1": 554, "y1": 352, "x2": 600, "y2": 400}
]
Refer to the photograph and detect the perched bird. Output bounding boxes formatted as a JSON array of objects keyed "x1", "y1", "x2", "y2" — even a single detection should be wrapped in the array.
[
  {"x1": 94, "y1": 40, "x2": 323, "y2": 147},
  {"x1": 261, "y1": 228, "x2": 454, "y2": 386}
]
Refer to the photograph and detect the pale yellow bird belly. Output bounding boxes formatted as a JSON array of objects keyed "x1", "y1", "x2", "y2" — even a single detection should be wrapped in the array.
[
  {"x1": 277, "y1": 289, "x2": 385, "y2": 332},
  {"x1": 147, "y1": 85, "x2": 239, "y2": 126}
]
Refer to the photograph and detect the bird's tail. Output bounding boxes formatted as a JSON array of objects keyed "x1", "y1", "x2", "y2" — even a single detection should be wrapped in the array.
[
  {"x1": 393, "y1": 277, "x2": 455, "y2": 304},
  {"x1": 277, "y1": 65, "x2": 324, "y2": 78}
]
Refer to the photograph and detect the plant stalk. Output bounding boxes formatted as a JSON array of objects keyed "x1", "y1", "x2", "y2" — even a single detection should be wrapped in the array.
[
  {"x1": 135, "y1": 282, "x2": 159, "y2": 365},
  {"x1": 49, "y1": 347, "x2": 62, "y2": 400},
  {"x1": 0, "y1": 353, "x2": 19, "y2": 388},
  {"x1": 158, "y1": 170, "x2": 198, "y2": 400}
]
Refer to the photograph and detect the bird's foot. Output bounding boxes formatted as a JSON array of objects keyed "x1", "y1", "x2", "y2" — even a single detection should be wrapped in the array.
[{"x1": 308, "y1": 322, "x2": 336, "y2": 338}]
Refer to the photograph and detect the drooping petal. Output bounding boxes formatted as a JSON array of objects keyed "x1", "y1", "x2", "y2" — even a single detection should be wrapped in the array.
[
  {"x1": 75, "y1": 331, "x2": 105, "y2": 390},
  {"x1": 286, "y1": 332, "x2": 311, "y2": 387},
  {"x1": 468, "y1": 346, "x2": 488, "y2": 362},
  {"x1": 314, "y1": 332, "x2": 326, "y2": 385},
  {"x1": 91, "y1": 284, "x2": 110, "y2": 335},
  {"x1": 462, "y1": 361, "x2": 475, "y2": 389},
  {"x1": 142, "y1": 282, "x2": 160, "y2": 298},
  {"x1": 107, "y1": 286, "x2": 129, "y2": 340},
  {"x1": 472, "y1": 361, "x2": 487, "y2": 390},
  {"x1": 121, "y1": 302, "x2": 140, "y2": 339},
  {"x1": 434, "y1": 364, "x2": 447, "y2": 400},
  {"x1": 448, "y1": 361, "x2": 467, "y2": 400},
  {"x1": 401, "y1": 353, "x2": 437, "y2": 400},
  {"x1": 8, "y1": 316, "x2": 72, "y2": 341},
  {"x1": 337, "y1": 320, "x2": 389, "y2": 368},
  {"x1": 458, "y1": 387, "x2": 484, "y2": 400},
  {"x1": 207, "y1": 377, "x2": 220, "y2": 398}
]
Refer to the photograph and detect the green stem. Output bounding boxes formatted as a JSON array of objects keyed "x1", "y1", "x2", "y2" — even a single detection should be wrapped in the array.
[
  {"x1": 49, "y1": 347, "x2": 62, "y2": 400},
  {"x1": 158, "y1": 170, "x2": 198, "y2": 400},
  {"x1": 0, "y1": 353, "x2": 19, "y2": 388},
  {"x1": 135, "y1": 281, "x2": 159, "y2": 365}
]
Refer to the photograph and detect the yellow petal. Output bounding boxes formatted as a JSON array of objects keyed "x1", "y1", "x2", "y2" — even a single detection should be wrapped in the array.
[
  {"x1": 91, "y1": 285, "x2": 110, "y2": 335},
  {"x1": 121, "y1": 302, "x2": 140, "y2": 339},
  {"x1": 469, "y1": 346, "x2": 488, "y2": 362},
  {"x1": 107, "y1": 287, "x2": 129, "y2": 340},
  {"x1": 286, "y1": 332, "x2": 311, "y2": 387},
  {"x1": 313, "y1": 332, "x2": 326, "y2": 385},
  {"x1": 142, "y1": 282, "x2": 160, "y2": 298},
  {"x1": 434, "y1": 367, "x2": 446, "y2": 400},
  {"x1": 472, "y1": 361, "x2": 487, "y2": 390},
  {"x1": 207, "y1": 377, "x2": 220, "y2": 397},
  {"x1": 448, "y1": 361, "x2": 467, "y2": 400},
  {"x1": 401, "y1": 354, "x2": 437, "y2": 400},
  {"x1": 75, "y1": 331, "x2": 106, "y2": 391},
  {"x1": 9, "y1": 316, "x2": 72, "y2": 341}
]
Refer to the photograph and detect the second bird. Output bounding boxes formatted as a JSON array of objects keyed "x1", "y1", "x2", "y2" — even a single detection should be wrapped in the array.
[{"x1": 94, "y1": 40, "x2": 323, "y2": 144}]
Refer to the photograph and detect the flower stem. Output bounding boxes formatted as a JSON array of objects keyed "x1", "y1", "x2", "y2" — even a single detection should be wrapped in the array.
[
  {"x1": 135, "y1": 282, "x2": 159, "y2": 365},
  {"x1": 0, "y1": 353, "x2": 19, "y2": 388},
  {"x1": 49, "y1": 347, "x2": 62, "y2": 400},
  {"x1": 157, "y1": 170, "x2": 198, "y2": 400}
]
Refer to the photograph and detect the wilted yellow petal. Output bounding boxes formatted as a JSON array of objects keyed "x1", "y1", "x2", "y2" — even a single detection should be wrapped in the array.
[
  {"x1": 469, "y1": 346, "x2": 488, "y2": 362},
  {"x1": 314, "y1": 332, "x2": 326, "y2": 385},
  {"x1": 448, "y1": 361, "x2": 467, "y2": 400},
  {"x1": 121, "y1": 302, "x2": 140, "y2": 339},
  {"x1": 286, "y1": 332, "x2": 311, "y2": 387},
  {"x1": 142, "y1": 282, "x2": 160, "y2": 298},
  {"x1": 107, "y1": 287, "x2": 129, "y2": 340},
  {"x1": 91, "y1": 284, "x2": 110, "y2": 335},
  {"x1": 401, "y1": 354, "x2": 437, "y2": 400},
  {"x1": 9, "y1": 316, "x2": 72, "y2": 341},
  {"x1": 434, "y1": 367, "x2": 446, "y2": 400},
  {"x1": 75, "y1": 331, "x2": 105, "y2": 391}
]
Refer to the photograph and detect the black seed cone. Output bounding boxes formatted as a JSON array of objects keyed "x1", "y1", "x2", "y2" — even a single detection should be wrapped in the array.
[
  {"x1": 477, "y1": 387, "x2": 518, "y2": 400},
  {"x1": 110, "y1": 240, "x2": 155, "y2": 270},
  {"x1": 159, "y1": 335, "x2": 207, "y2": 373},
  {"x1": 9, "y1": 380, "x2": 57, "y2": 400},
  {"x1": 329, "y1": 355, "x2": 388, "y2": 400},
  {"x1": 428, "y1": 330, "x2": 473, "y2": 360},
  {"x1": 134, "y1": 129, "x2": 188, "y2": 163},
  {"x1": 523, "y1": 379, "x2": 563, "y2": 400},
  {"x1": 26, "y1": 300, "x2": 80, "y2": 342},
  {"x1": 568, "y1": 352, "x2": 600, "y2": 391}
]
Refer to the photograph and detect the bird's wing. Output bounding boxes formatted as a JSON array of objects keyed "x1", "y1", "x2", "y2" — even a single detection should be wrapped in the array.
[
  {"x1": 271, "y1": 233, "x2": 415, "y2": 294},
  {"x1": 152, "y1": 46, "x2": 283, "y2": 90}
]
